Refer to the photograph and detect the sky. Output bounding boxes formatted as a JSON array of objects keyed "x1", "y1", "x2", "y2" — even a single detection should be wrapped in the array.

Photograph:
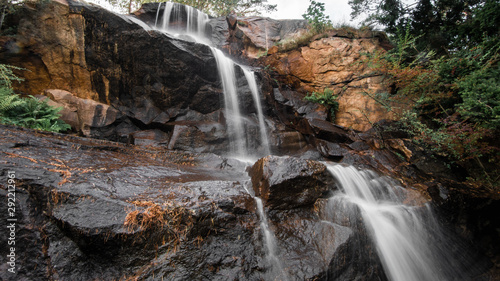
[{"x1": 262, "y1": 0, "x2": 356, "y2": 25}]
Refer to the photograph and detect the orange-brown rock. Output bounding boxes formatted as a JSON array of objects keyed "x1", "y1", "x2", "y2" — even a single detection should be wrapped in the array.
[
  {"x1": 261, "y1": 35, "x2": 403, "y2": 131},
  {"x1": 42, "y1": 89, "x2": 122, "y2": 136},
  {"x1": 5, "y1": 0, "x2": 95, "y2": 99}
]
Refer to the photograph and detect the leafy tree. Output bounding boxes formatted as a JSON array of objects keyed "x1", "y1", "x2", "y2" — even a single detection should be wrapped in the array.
[
  {"x1": 302, "y1": 0, "x2": 332, "y2": 33},
  {"x1": 359, "y1": 26, "x2": 499, "y2": 189},
  {"x1": 349, "y1": 0, "x2": 499, "y2": 53},
  {"x1": 349, "y1": 0, "x2": 407, "y2": 34}
]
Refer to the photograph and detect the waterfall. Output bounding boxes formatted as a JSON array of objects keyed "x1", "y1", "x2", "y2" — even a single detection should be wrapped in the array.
[
  {"x1": 210, "y1": 48, "x2": 246, "y2": 157},
  {"x1": 153, "y1": 2, "x2": 270, "y2": 159},
  {"x1": 242, "y1": 68, "x2": 271, "y2": 156},
  {"x1": 154, "y1": 2, "x2": 163, "y2": 28},
  {"x1": 196, "y1": 8, "x2": 209, "y2": 38},
  {"x1": 121, "y1": 5, "x2": 490, "y2": 280},
  {"x1": 157, "y1": 2, "x2": 209, "y2": 41},
  {"x1": 242, "y1": 181, "x2": 288, "y2": 281},
  {"x1": 147, "y1": 4, "x2": 285, "y2": 278},
  {"x1": 160, "y1": 2, "x2": 174, "y2": 31},
  {"x1": 323, "y1": 164, "x2": 476, "y2": 281},
  {"x1": 255, "y1": 197, "x2": 288, "y2": 281}
]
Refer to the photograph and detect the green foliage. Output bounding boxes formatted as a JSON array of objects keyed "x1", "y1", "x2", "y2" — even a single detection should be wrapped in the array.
[
  {"x1": 349, "y1": 0, "x2": 405, "y2": 35},
  {"x1": 349, "y1": 0, "x2": 499, "y2": 53},
  {"x1": 398, "y1": 110, "x2": 497, "y2": 163},
  {"x1": 361, "y1": 28, "x2": 499, "y2": 190},
  {"x1": 362, "y1": 28, "x2": 440, "y2": 104},
  {"x1": 302, "y1": 0, "x2": 333, "y2": 33},
  {"x1": 0, "y1": 86, "x2": 23, "y2": 112},
  {"x1": 0, "y1": 64, "x2": 71, "y2": 133},
  {"x1": 0, "y1": 64, "x2": 25, "y2": 114},
  {"x1": 456, "y1": 63, "x2": 500, "y2": 129},
  {"x1": 0, "y1": 63, "x2": 23, "y2": 88},
  {"x1": 304, "y1": 88, "x2": 339, "y2": 120}
]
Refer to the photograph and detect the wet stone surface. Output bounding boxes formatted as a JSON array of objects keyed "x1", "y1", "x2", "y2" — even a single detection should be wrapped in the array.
[{"x1": 0, "y1": 125, "x2": 373, "y2": 280}]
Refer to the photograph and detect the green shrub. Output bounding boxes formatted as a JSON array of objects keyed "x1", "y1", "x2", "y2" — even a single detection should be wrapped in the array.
[
  {"x1": 304, "y1": 88, "x2": 339, "y2": 120},
  {"x1": 456, "y1": 63, "x2": 500, "y2": 129}
]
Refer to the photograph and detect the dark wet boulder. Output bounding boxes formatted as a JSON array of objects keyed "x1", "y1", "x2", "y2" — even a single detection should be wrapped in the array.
[
  {"x1": 304, "y1": 118, "x2": 354, "y2": 143},
  {"x1": 129, "y1": 129, "x2": 169, "y2": 146},
  {"x1": 249, "y1": 155, "x2": 335, "y2": 210},
  {"x1": 314, "y1": 139, "x2": 349, "y2": 161},
  {"x1": 272, "y1": 89, "x2": 328, "y2": 125}
]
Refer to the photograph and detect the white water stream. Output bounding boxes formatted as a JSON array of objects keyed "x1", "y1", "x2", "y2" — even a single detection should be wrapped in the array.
[
  {"x1": 255, "y1": 197, "x2": 289, "y2": 281},
  {"x1": 323, "y1": 164, "x2": 474, "y2": 281},
  {"x1": 242, "y1": 68, "x2": 271, "y2": 156},
  {"x1": 150, "y1": 5, "x2": 283, "y2": 277},
  {"x1": 153, "y1": 2, "x2": 270, "y2": 159}
]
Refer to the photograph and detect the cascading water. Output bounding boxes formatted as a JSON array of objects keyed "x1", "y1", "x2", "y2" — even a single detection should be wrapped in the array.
[
  {"x1": 323, "y1": 164, "x2": 479, "y2": 281},
  {"x1": 122, "y1": 5, "x2": 489, "y2": 280},
  {"x1": 255, "y1": 197, "x2": 289, "y2": 281},
  {"x1": 149, "y1": 6, "x2": 281, "y2": 277},
  {"x1": 242, "y1": 68, "x2": 271, "y2": 156},
  {"x1": 153, "y1": 2, "x2": 270, "y2": 159},
  {"x1": 242, "y1": 181, "x2": 288, "y2": 281},
  {"x1": 210, "y1": 47, "x2": 247, "y2": 157}
]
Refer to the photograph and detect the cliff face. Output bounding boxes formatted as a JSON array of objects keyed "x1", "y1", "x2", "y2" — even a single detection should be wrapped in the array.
[
  {"x1": 4, "y1": 0, "x2": 93, "y2": 98},
  {"x1": 1, "y1": 1, "x2": 499, "y2": 279},
  {"x1": 2, "y1": 0, "x2": 254, "y2": 153},
  {"x1": 1, "y1": 0, "x2": 399, "y2": 137},
  {"x1": 260, "y1": 35, "x2": 399, "y2": 131},
  {"x1": 218, "y1": 15, "x2": 399, "y2": 131}
]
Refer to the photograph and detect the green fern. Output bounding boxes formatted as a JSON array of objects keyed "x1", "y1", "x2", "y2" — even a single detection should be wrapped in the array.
[
  {"x1": 0, "y1": 64, "x2": 23, "y2": 89},
  {"x1": 0, "y1": 87, "x2": 25, "y2": 113},
  {"x1": 15, "y1": 96, "x2": 71, "y2": 132},
  {"x1": 0, "y1": 64, "x2": 71, "y2": 133}
]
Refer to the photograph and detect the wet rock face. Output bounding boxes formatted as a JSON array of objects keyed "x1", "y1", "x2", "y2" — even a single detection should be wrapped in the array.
[
  {"x1": 249, "y1": 155, "x2": 335, "y2": 209},
  {"x1": 1, "y1": 1, "x2": 266, "y2": 153},
  {"x1": 0, "y1": 124, "x2": 387, "y2": 281},
  {"x1": 1, "y1": 124, "x2": 496, "y2": 280},
  {"x1": 0, "y1": 124, "x2": 259, "y2": 281}
]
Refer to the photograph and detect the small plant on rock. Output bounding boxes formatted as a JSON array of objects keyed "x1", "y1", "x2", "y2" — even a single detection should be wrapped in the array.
[{"x1": 304, "y1": 88, "x2": 339, "y2": 120}]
